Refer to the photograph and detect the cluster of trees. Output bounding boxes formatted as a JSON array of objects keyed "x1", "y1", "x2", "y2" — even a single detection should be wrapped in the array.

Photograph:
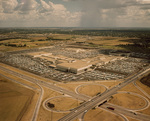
[
  {"x1": 47, "y1": 102, "x2": 55, "y2": 108},
  {"x1": 140, "y1": 74, "x2": 150, "y2": 87},
  {"x1": 1, "y1": 28, "x2": 150, "y2": 38},
  {"x1": 118, "y1": 37, "x2": 150, "y2": 53},
  {"x1": 4, "y1": 43, "x2": 27, "y2": 47},
  {"x1": 0, "y1": 37, "x2": 20, "y2": 41},
  {"x1": 132, "y1": 37, "x2": 150, "y2": 48},
  {"x1": 67, "y1": 30, "x2": 150, "y2": 38}
]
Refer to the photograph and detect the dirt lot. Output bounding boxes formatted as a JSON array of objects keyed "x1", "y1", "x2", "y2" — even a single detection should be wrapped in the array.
[
  {"x1": 47, "y1": 96, "x2": 81, "y2": 111},
  {"x1": 126, "y1": 116, "x2": 140, "y2": 121},
  {"x1": 78, "y1": 84, "x2": 106, "y2": 97},
  {"x1": 119, "y1": 83, "x2": 145, "y2": 96},
  {"x1": 0, "y1": 76, "x2": 34, "y2": 121},
  {"x1": 37, "y1": 107, "x2": 68, "y2": 121},
  {"x1": 109, "y1": 93, "x2": 146, "y2": 110},
  {"x1": 84, "y1": 108, "x2": 123, "y2": 121}
]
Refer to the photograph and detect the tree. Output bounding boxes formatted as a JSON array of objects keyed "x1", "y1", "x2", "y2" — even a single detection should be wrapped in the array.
[{"x1": 47, "y1": 102, "x2": 55, "y2": 108}]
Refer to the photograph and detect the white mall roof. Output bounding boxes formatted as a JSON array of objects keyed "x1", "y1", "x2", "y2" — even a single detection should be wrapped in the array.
[{"x1": 57, "y1": 60, "x2": 92, "y2": 70}]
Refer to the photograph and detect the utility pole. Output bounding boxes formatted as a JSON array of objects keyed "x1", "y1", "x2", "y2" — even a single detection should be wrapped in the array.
[{"x1": 51, "y1": 111, "x2": 53, "y2": 121}]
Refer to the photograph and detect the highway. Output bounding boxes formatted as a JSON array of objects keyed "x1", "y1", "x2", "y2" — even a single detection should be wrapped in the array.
[
  {"x1": 0, "y1": 73, "x2": 36, "y2": 90},
  {"x1": 0, "y1": 65, "x2": 90, "y2": 101},
  {"x1": 58, "y1": 68, "x2": 150, "y2": 121},
  {"x1": 0, "y1": 63, "x2": 150, "y2": 121},
  {"x1": 102, "y1": 103, "x2": 150, "y2": 121},
  {"x1": 31, "y1": 83, "x2": 44, "y2": 121}
]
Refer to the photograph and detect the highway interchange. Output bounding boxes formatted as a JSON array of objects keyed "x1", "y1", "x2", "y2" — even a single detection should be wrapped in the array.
[
  {"x1": 0, "y1": 63, "x2": 150, "y2": 121},
  {"x1": 58, "y1": 68, "x2": 150, "y2": 121}
]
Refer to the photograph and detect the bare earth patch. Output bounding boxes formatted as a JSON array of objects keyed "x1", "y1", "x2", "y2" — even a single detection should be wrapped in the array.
[
  {"x1": 126, "y1": 116, "x2": 140, "y2": 121},
  {"x1": 138, "y1": 106, "x2": 150, "y2": 115},
  {"x1": 84, "y1": 108, "x2": 123, "y2": 121},
  {"x1": 37, "y1": 107, "x2": 68, "y2": 121},
  {"x1": 47, "y1": 96, "x2": 80, "y2": 111},
  {"x1": 57, "y1": 83, "x2": 81, "y2": 92},
  {"x1": 78, "y1": 84, "x2": 106, "y2": 97},
  {"x1": 0, "y1": 76, "x2": 34, "y2": 121},
  {"x1": 109, "y1": 93, "x2": 145, "y2": 110},
  {"x1": 119, "y1": 83, "x2": 144, "y2": 95}
]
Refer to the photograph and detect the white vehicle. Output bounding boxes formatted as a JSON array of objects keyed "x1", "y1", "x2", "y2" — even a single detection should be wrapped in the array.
[{"x1": 74, "y1": 110, "x2": 77, "y2": 113}]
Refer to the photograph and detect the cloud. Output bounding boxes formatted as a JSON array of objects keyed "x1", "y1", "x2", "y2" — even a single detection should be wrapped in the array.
[
  {"x1": 1, "y1": 0, "x2": 18, "y2": 13},
  {"x1": 39, "y1": 0, "x2": 53, "y2": 13},
  {"x1": 0, "y1": 0, "x2": 81, "y2": 27},
  {"x1": 15, "y1": 0, "x2": 39, "y2": 14},
  {"x1": 0, "y1": 0, "x2": 150, "y2": 27},
  {"x1": 48, "y1": 1, "x2": 67, "y2": 12},
  {"x1": 79, "y1": 0, "x2": 150, "y2": 27}
]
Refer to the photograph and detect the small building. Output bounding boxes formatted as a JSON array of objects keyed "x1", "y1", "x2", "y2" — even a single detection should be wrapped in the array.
[{"x1": 56, "y1": 60, "x2": 92, "y2": 74}]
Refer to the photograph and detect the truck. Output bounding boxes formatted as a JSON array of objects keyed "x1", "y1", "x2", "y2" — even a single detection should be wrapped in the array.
[
  {"x1": 98, "y1": 100, "x2": 107, "y2": 107},
  {"x1": 107, "y1": 107, "x2": 114, "y2": 110}
]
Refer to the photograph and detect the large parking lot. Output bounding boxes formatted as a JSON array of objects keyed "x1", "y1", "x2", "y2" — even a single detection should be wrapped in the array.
[{"x1": 0, "y1": 46, "x2": 149, "y2": 82}]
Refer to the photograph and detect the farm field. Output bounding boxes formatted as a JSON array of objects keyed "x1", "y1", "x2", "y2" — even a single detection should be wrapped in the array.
[{"x1": 0, "y1": 76, "x2": 34, "y2": 121}]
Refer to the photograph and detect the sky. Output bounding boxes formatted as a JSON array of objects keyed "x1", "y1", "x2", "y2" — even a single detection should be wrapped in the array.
[{"x1": 0, "y1": 0, "x2": 150, "y2": 27}]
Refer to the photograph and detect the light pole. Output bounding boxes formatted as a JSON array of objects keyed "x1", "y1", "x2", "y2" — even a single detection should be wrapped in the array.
[{"x1": 51, "y1": 110, "x2": 53, "y2": 121}]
